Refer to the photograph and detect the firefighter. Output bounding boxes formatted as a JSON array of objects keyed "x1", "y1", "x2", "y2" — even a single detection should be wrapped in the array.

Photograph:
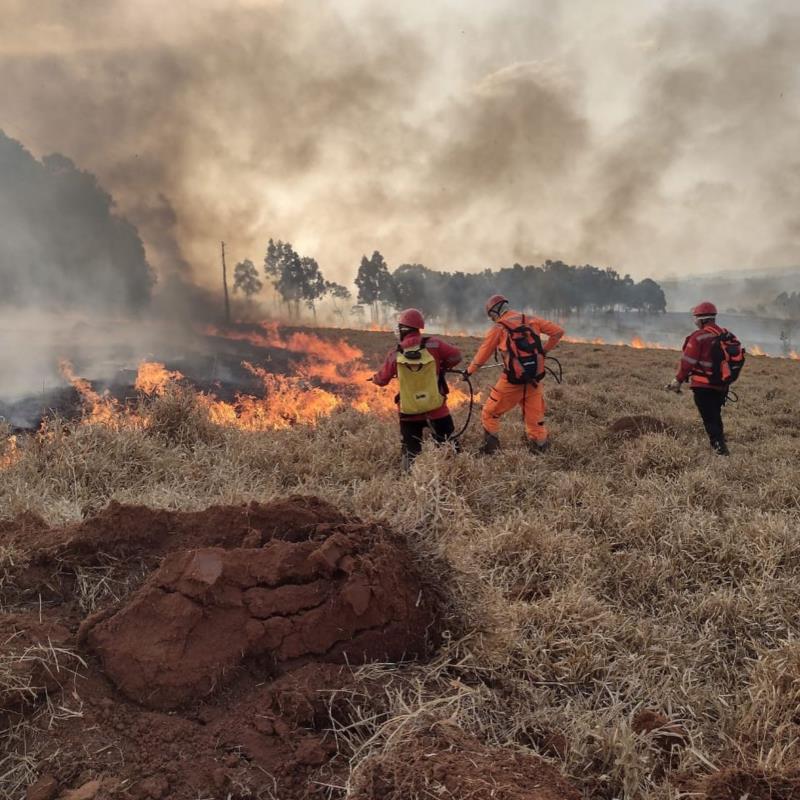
[
  {"x1": 371, "y1": 308, "x2": 463, "y2": 470},
  {"x1": 466, "y1": 295, "x2": 564, "y2": 454},
  {"x1": 667, "y1": 301, "x2": 742, "y2": 456}
]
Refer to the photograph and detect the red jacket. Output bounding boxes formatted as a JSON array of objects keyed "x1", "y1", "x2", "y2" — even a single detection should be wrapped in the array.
[
  {"x1": 373, "y1": 333, "x2": 463, "y2": 420},
  {"x1": 676, "y1": 323, "x2": 726, "y2": 390}
]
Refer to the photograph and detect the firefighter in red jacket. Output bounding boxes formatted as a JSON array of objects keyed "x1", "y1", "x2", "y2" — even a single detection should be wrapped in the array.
[
  {"x1": 371, "y1": 308, "x2": 463, "y2": 470},
  {"x1": 667, "y1": 301, "x2": 731, "y2": 455}
]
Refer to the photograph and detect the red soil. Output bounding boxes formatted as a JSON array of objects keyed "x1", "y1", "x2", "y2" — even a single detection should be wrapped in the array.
[
  {"x1": 1, "y1": 497, "x2": 444, "y2": 799},
  {"x1": 350, "y1": 722, "x2": 581, "y2": 800},
  {"x1": 85, "y1": 530, "x2": 434, "y2": 709}
]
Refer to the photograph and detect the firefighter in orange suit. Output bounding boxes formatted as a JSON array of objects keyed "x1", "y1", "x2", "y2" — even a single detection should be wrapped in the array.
[{"x1": 466, "y1": 295, "x2": 564, "y2": 454}]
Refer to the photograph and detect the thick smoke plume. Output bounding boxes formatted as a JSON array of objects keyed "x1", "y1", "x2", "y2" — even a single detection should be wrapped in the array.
[
  {"x1": 0, "y1": 0, "x2": 797, "y2": 292},
  {"x1": 0, "y1": 131, "x2": 153, "y2": 311}
]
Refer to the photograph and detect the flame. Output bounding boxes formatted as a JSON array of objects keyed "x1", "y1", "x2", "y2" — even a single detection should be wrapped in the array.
[
  {"x1": 135, "y1": 362, "x2": 184, "y2": 396},
  {"x1": 45, "y1": 327, "x2": 475, "y2": 438},
  {"x1": 59, "y1": 359, "x2": 123, "y2": 425},
  {"x1": 750, "y1": 345, "x2": 766, "y2": 356},
  {"x1": 564, "y1": 335, "x2": 674, "y2": 350},
  {"x1": 1, "y1": 435, "x2": 19, "y2": 469},
  {"x1": 790, "y1": 350, "x2": 799, "y2": 361}
]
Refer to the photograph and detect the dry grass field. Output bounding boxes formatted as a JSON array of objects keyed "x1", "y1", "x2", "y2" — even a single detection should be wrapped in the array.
[{"x1": 1, "y1": 330, "x2": 800, "y2": 799}]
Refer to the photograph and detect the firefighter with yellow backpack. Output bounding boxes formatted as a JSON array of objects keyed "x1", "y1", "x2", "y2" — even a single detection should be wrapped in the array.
[{"x1": 371, "y1": 308, "x2": 463, "y2": 470}]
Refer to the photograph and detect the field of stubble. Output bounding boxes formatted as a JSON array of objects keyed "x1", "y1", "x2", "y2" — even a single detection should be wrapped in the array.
[{"x1": 2, "y1": 331, "x2": 799, "y2": 799}]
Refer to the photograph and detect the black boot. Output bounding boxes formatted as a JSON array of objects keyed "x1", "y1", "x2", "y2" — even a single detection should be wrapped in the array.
[
  {"x1": 527, "y1": 439, "x2": 550, "y2": 454},
  {"x1": 711, "y1": 437, "x2": 729, "y2": 456},
  {"x1": 478, "y1": 431, "x2": 500, "y2": 455}
]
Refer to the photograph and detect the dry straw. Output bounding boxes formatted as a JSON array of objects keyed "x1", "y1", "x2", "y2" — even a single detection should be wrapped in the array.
[{"x1": 1, "y1": 342, "x2": 799, "y2": 798}]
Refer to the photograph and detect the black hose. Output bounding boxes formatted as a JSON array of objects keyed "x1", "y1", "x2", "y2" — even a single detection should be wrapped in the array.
[
  {"x1": 545, "y1": 356, "x2": 563, "y2": 384},
  {"x1": 443, "y1": 355, "x2": 564, "y2": 440},
  {"x1": 445, "y1": 369, "x2": 475, "y2": 439}
]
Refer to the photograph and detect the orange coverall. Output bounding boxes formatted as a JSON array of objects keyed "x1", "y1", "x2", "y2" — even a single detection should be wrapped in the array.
[{"x1": 467, "y1": 310, "x2": 564, "y2": 442}]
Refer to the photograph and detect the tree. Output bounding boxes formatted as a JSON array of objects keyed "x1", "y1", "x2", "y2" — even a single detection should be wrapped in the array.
[
  {"x1": 776, "y1": 291, "x2": 800, "y2": 319},
  {"x1": 350, "y1": 303, "x2": 366, "y2": 324},
  {"x1": 263, "y1": 239, "x2": 335, "y2": 319},
  {"x1": 355, "y1": 251, "x2": 394, "y2": 323},
  {"x1": 630, "y1": 278, "x2": 667, "y2": 313},
  {"x1": 232, "y1": 259, "x2": 262, "y2": 298},
  {"x1": 299, "y1": 256, "x2": 327, "y2": 320},
  {"x1": 326, "y1": 281, "x2": 352, "y2": 323},
  {"x1": 264, "y1": 239, "x2": 302, "y2": 317}
]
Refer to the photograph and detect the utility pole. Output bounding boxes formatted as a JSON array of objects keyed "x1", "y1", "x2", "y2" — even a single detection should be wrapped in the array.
[{"x1": 221, "y1": 240, "x2": 231, "y2": 325}]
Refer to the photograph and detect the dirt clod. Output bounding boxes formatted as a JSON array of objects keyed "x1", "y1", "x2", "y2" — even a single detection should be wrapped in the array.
[
  {"x1": 608, "y1": 415, "x2": 670, "y2": 438},
  {"x1": 86, "y1": 529, "x2": 436, "y2": 708},
  {"x1": 25, "y1": 775, "x2": 59, "y2": 800},
  {"x1": 632, "y1": 709, "x2": 688, "y2": 750},
  {"x1": 704, "y1": 767, "x2": 800, "y2": 800},
  {"x1": 350, "y1": 722, "x2": 581, "y2": 800},
  {"x1": 58, "y1": 779, "x2": 101, "y2": 800}
]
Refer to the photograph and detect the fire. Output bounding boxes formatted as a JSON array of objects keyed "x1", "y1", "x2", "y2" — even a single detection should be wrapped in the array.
[
  {"x1": 750, "y1": 345, "x2": 766, "y2": 356},
  {"x1": 564, "y1": 335, "x2": 607, "y2": 345},
  {"x1": 628, "y1": 336, "x2": 673, "y2": 350},
  {"x1": 47, "y1": 327, "x2": 475, "y2": 436},
  {"x1": 1, "y1": 435, "x2": 19, "y2": 469},
  {"x1": 564, "y1": 335, "x2": 675, "y2": 350},
  {"x1": 135, "y1": 362, "x2": 184, "y2": 396},
  {"x1": 59, "y1": 359, "x2": 122, "y2": 425},
  {"x1": 790, "y1": 351, "x2": 799, "y2": 361}
]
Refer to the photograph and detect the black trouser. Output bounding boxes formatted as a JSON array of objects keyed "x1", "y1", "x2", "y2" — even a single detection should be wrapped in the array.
[
  {"x1": 692, "y1": 388, "x2": 726, "y2": 444},
  {"x1": 400, "y1": 415, "x2": 457, "y2": 458}
]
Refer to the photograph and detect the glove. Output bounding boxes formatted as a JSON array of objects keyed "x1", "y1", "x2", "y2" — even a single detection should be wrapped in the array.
[{"x1": 665, "y1": 379, "x2": 682, "y2": 393}]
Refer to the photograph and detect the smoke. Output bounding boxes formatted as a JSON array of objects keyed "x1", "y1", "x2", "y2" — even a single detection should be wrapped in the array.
[
  {"x1": 0, "y1": 131, "x2": 154, "y2": 311},
  {"x1": 0, "y1": 0, "x2": 798, "y2": 293}
]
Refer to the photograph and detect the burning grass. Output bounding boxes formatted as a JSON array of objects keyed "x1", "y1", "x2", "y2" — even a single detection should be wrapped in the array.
[{"x1": 1, "y1": 332, "x2": 799, "y2": 798}]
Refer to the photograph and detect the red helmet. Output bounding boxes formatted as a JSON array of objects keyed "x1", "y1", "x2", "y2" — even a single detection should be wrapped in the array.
[
  {"x1": 485, "y1": 294, "x2": 508, "y2": 316},
  {"x1": 692, "y1": 301, "x2": 717, "y2": 317},
  {"x1": 397, "y1": 308, "x2": 424, "y2": 330}
]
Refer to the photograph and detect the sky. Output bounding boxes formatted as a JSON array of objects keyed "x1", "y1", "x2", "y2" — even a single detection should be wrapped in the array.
[{"x1": 1, "y1": 0, "x2": 798, "y2": 288}]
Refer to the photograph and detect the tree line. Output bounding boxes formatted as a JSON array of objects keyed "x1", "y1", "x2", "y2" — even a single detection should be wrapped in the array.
[
  {"x1": 775, "y1": 291, "x2": 800, "y2": 319},
  {"x1": 233, "y1": 240, "x2": 667, "y2": 324}
]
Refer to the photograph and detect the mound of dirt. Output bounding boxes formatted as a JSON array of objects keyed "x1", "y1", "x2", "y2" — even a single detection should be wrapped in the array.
[
  {"x1": 1, "y1": 497, "x2": 582, "y2": 800},
  {"x1": 350, "y1": 722, "x2": 581, "y2": 800},
  {"x1": 0, "y1": 497, "x2": 450, "y2": 800},
  {"x1": 631, "y1": 709, "x2": 688, "y2": 751},
  {"x1": 608, "y1": 415, "x2": 671, "y2": 438},
  {"x1": 85, "y1": 529, "x2": 436, "y2": 708},
  {"x1": 0, "y1": 496, "x2": 348, "y2": 607},
  {"x1": 704, "y1": 767, "x2": 800, "y2": 800},
  {"x1": 2, "y1": 495, "x2": 346, "y2": 561}
]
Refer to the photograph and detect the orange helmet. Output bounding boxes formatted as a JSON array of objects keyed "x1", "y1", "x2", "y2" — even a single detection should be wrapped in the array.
[
  {"x1": 485, "y1": 294, "x2": 508, "y2": 317},
  {"x1": 692, "y1": 301, "x2": 717, "y2": 317},
  {"x1": 397, "y1": 308, "x2": 424, "y2": 330}
]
